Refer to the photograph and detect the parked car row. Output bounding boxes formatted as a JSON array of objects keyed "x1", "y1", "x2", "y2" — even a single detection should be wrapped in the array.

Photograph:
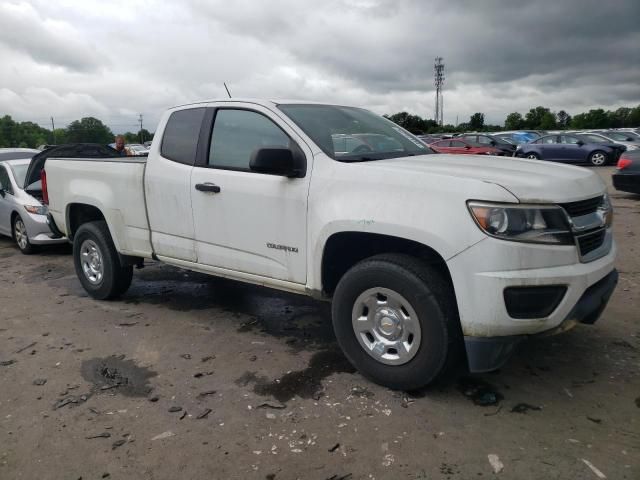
[{"x1": 423, "y1": 129, "x2": 639, "y2": 167}]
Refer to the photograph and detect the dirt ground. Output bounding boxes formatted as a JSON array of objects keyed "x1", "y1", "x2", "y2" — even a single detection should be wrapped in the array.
[{"x1": 1, "y1": 167, "x2": 638, "y2": 480}]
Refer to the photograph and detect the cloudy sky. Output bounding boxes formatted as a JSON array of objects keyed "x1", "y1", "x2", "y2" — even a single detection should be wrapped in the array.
[{"x1": 1, "y1": 0, "x2": 639, "y2": 133}]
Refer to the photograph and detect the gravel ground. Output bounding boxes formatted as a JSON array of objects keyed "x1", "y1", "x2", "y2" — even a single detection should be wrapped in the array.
[{"x1": 0, "y1": 167, "x2": 638, "y2": 480}]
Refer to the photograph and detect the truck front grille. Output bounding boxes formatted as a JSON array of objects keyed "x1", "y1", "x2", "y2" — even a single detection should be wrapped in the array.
[
  {"x1": 560, "y1": 196, "x2": 603, "y2": 217},
  {"x1": 576, "y1": 229, "x2": 606, "y2": 257}
]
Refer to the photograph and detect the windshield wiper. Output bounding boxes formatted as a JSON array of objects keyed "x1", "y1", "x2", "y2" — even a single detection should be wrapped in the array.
[{"x1": 341, "y1": 156, "x2": 376, "y2": 162}]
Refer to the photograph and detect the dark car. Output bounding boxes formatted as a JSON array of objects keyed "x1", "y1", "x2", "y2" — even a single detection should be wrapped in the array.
[
  {"x1": 429, "y1": 138, "x2": 504, "y2": 156},
  {"x1": 458, "y1": 134, "x2": 517, "y2": 156},
  {"x1": 612, "y1": 150, "x2": 640, "y2": 195},
  {"x1": 515, "y1": 134, "x2": 624, "y2": 166}
]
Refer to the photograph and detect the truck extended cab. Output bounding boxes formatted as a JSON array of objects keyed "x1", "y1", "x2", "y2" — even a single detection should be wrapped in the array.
[{"x1": 31, "y1": 100, "x2": 618, "y2": 390}]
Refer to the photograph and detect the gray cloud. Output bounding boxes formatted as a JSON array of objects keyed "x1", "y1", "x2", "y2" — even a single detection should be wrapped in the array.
[
  {"x1": 0, "y1": 0, "x2": 638, "y2": 131},
  {"x1": 0, "y1": 2, "x2": 101, "y2": 72}
]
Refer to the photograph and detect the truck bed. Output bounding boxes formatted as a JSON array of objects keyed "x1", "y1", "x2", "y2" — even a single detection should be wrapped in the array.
[{"x1": 46, "y1": 157, "x2": 153, "y2": 258}]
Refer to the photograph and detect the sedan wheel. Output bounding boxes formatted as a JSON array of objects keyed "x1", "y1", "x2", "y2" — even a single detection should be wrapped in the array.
[
  {"x1": 589, "y1": 151, "x2": 607, "y2": 166},
  {"x1": 526, "y1": 153, "x2": 540, "y2": 160},
  {"x1": 13, "y1": 215, "x2": 34, "y2": 254}
]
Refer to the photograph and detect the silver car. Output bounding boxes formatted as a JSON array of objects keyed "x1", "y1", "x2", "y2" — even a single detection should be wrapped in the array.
[{"x1": 0, "y1": 158, "x2": 67, "y2": 254}]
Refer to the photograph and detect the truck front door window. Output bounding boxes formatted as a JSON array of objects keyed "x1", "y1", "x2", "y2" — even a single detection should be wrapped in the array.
[{"x1": 209, "y1": 110, "x2": 290, "y2": 171}]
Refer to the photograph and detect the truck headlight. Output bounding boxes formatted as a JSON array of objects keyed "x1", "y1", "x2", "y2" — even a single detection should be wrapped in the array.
[
  {"x1": 24, "y1": 205, "x2": 48, "y2": 215},
  {"x1": 467, "y1": 202, "x2": 573, "y2": 244}
]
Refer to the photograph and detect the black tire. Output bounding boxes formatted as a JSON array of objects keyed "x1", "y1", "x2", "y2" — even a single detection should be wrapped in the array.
[
  {"x1": 331, "y1": 253, "x2": 462, "y2": 390},
  {"x1": 525, "y1": 152, "x2": 540, "y2": 160},
  {"x1": 73, "y1": 221, "x2": 133, "y2": 300},
  {"x1": 12, "y1": 214, "x2": 35, "y2": 254},
  {"x1": 588, "y1": 150, "x2": 608, "y2": 167}
]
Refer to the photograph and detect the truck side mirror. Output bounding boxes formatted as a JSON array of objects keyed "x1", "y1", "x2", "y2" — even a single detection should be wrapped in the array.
[{"x1": 250, "y1": 147, "x2": 305, "y2": 178}]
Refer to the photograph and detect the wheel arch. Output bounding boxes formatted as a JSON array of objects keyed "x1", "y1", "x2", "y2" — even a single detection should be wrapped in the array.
[
  {"x1": 10, "y1": 209, "x2": 20, "y2": 227},
  {"x1": 66, "y1": 203, "x2": 106, "y2": 241},
  {"x1": 320, "y1": 231, "x2": 456, "y2": 301}
]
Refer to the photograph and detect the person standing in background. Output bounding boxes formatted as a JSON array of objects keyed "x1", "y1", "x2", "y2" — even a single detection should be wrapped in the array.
[{"x1": 114, "y1": 135, "x2": 128, "y2": 156}]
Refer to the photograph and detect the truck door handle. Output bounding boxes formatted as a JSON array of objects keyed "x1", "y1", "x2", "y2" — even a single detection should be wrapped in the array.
[{"x1": 195, "y1": 183, "x2": 221, "y2": 193}]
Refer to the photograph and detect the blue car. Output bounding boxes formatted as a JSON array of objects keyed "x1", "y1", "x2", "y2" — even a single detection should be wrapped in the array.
[
  {"x1": 493, "y1": 130, "x2": 541, "y2": 145},
  {"x1": 515, "y1": 134, "x2": 625, "y2": 166}
]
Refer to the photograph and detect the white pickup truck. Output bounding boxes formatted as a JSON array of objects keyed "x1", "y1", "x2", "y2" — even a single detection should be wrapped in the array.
[{"x1": 30, "y1": 99, "x2": 618, "y2": 390}]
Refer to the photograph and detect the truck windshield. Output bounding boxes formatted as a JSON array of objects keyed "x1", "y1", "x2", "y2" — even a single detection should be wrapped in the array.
[{"x1": 278, "y1": 104, "x2": 433, "y2": 162}]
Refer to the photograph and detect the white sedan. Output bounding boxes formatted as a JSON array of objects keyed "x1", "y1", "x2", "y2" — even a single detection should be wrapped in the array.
[{"x1": 0, "y1": 158, "x2": 67, "y2": 253}]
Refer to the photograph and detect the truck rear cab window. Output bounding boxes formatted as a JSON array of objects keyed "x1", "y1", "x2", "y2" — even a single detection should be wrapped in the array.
[
  {"x1": 208, "y1": 109, "x2": 290, "y2": 171},
  {"x1": 161, "y1": 108, "x2": 206, "y2": 165}
]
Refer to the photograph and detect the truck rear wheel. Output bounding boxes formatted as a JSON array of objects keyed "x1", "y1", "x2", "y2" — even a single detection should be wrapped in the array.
[
  {"x1": 73, "y1": 221, "x2": 133, "y2": 300},
  {"x1": 332, "y1": 254, "x2": 461, "y2": 390}
]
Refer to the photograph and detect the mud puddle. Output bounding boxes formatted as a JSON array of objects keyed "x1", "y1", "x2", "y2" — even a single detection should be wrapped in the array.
[
  {"x1": 236, "y1": 349, "x2": 356, "y2": 402},
  {"x1": 81, "y1": 355, "x2": 157, "y2": 397}
]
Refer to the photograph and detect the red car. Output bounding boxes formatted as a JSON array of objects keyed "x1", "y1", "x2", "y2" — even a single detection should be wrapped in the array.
[{"x1": 429, "y1": 139, "x2": 504, "y2": 156}]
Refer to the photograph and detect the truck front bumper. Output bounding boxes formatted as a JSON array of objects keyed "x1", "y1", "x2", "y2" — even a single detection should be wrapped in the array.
[
  {"x1": 446, "y1": 233, "x2": 617, "y2": 372},
  {"x1": 464, "y1": 269, "x2": 618, "y2": 372}
]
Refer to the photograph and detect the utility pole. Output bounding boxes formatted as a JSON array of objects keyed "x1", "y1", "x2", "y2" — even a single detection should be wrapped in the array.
[
  {"x1": 51, "y1": 117, "x2": 56, "y2": 144},
  {"x1": 434, "y1": 57, "x2": 445, "y2": 126},
  {"x1": 138, "y1": 114, "x2": 144, "y2": 143}
]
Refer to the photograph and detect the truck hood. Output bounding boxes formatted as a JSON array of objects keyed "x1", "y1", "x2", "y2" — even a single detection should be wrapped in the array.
[{"x1": 365, "y1": 154, "x2": 605, "y2": 203}]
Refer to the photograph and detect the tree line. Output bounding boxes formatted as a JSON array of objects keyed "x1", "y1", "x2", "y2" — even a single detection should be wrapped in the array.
[
  {"x1": 0, "y1": 115, "x2": 153, "y2": 148},
  {"x1": 2, "y1": 104, "x2": 639, "y2": 148},
  {"x1": 386, "y1": 104, "x2": 640, "y2": 135}
]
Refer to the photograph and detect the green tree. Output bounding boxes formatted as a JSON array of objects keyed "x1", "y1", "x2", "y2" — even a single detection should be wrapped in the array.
[
  {"x1": 0, "y1": 115, "x2": 52, "y2": 148},
  {"x1": 609, "y1": 107, "x2": 631, "y2": 127},
  {"x1": 469, "y1": 112, "x2": 485, "y2": 130},
  {"x1": 123, "y1": 131, "x2": 138, "y2": 143},
  {"x1": 138, "y1": 128, "x2": 153, "y2": 143},
  {"x1": 504, "y1": 112, "x2": 524, "y2": 130},
  {"x1": 0, "y1": 115, "x2": 17, "y2": 147},
  {"x1": 385, "y1": 112, "x2": 438, "y2": 134},
  {"x1": 539, "y1": 112, "x2": 557, "y2": 130},
  {"x1": 556, "y1": 110, "x2": 571, "y2": 129},
  {"x1": 569, "y1": 109, "x2": 611, "y2": 129},
  {"x1": 570, "y1": 113, "x2": 588, "y2": 129},
  {"x1": 524, "y1": 106, "x2": 552, "y2": 129},
  {"x1": 52, "y1": 128, "x2": 67, "y2": 145},
  {"x1": 65, "y1": 117, "x2": 114, "y2": 143},
  {"x1": 628, "y1": 105, "x2": 640, "y2": 126}
]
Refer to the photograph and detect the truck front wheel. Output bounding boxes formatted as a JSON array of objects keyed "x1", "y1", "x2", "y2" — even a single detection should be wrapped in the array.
[
  {"x1": 73, "y1": 221, "x2": 133, "y2": 300},
  {"x1": 332, "y1": 254, "x2": 461, "y2": 390}
]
